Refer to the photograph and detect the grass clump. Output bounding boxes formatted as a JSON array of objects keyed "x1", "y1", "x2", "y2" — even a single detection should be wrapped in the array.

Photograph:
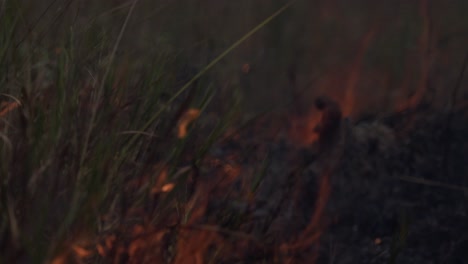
[{"x1": 0, "y1": 1, "x2": 295, "y2": 263}]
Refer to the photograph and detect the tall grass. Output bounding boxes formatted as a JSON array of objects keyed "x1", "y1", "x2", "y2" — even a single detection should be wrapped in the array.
[{"x1": 0, "y1": 1, "x2": 295, "y2": 263}]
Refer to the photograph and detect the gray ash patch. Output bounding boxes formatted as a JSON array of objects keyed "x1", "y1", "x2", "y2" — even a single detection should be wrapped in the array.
[{"x1": 320, "y1": 110, "x2": 468, "y2": 263}]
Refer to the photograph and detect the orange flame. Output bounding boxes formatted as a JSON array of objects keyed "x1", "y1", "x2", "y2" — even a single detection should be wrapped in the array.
[
  {"x1": 50, "y1": 254, "x2": 68, "y2": 264},
  {"x1": 0, "y1": 101, "x2": 19, "y2": 118},
  {"x1": 177, "y1": 108, "x2": 200, "y2": 138},
  {"x1": 281, "y1": 169, "x2": 332, "y2": 253},
  {"x1": 397, "y1": 0, "x2": 432, "y2": 111},
  {"x1": 342, "y1": 25, "x2": 379, "y2": 117},
  {"x1": 289, "y1": 110, "x2": 321, "y2": 146},
  {"x1": 72, "y1": 245, "x2": 93, "y2": 258}
]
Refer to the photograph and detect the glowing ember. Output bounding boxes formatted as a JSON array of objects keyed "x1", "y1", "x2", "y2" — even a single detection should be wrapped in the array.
[
  {"x1": 161, "y1": 183, "x2": 175, "y2": 192},
  {"x1": 72, "y1": 245, "x2": 93, "y2": 258},
  {"x1": 374, "y1": 237, "x2": 382, "y2": 245},
  {"x1": 177, "y1": 108, "x2": 200, "y2": 138}
]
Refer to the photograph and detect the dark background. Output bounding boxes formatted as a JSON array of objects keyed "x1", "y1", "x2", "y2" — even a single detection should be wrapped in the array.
[{"x1": 15, "y1": 0, "x2": 468, "y2": 116}]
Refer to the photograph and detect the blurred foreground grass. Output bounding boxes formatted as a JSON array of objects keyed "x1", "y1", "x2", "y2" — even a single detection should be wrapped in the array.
[{"x1": 0, "y1": 1, "x2": 294, "y2": 262}]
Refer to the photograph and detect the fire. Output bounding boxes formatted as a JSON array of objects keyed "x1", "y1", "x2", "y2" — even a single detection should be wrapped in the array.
[
  {"x1": 342, "y1": 25, "x2": 379, "y2": 117},
  {"x1": 177, "y1": 108, "x2": 200, "y2": 138},
  {"x1": 150, "y1": 165, "x2": 169, "y2": 194},
  {"x1": 72, "y1": 245, "x2": 93, "y2": 258},
  {"x1": 289, "y1": 110, "x2": 321, "y2": 146},
  {"x1": 282, "y1": 169, "x2": 331, "y2": 252},
  {"x1": 50, "y1": 255, "x2": 67, "y2": 264},
  {"x1": 401, "y1": 0, "x2": 432, "y2": 111},
  {"x1": 161, "y1": 183, "x2": 175, "y2": 192}
]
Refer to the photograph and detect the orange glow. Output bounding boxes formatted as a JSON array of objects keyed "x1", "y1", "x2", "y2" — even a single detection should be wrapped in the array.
[
  {"x1": 132, "y1": 225, "x2": 145, "y2": 235},
  {"x1": 150, "y1": 166, "x2": 169, "y2": 194},
  {"x1": 105, "y1": 234, "x2": 116, "y2": 249},
  {"x1": 241, "y1": 63, "x2": 250, "y2": 73},
  {"x1": 281, "y1": 169, "x2": 332, "y2": 253},
  {"x1": 177, "y1": 108, "x2": 200, "y2": 138},
  {"x1": 341, "y1": 25, "x2": 379, "y2": 117},
  {"x1": 173, "y1": 229, "x2": 222, "y2": 264},
  {"x1": 279, "y1": 168, "x2": 334, "y2": 263},
  {"x1": 223, "y1": 163, "x2": 241, "y2": 181},
  {"x1": 403, "y1": 0, "x2": 431, "y2": 110},
  {"x1": 0, "y1": 101, "x2": 19, "y2": 118},
  {"x1": 395, "y1": 64, "x2": 412, "y2": 112},
  {"x1": 289, "y1": 110, "x2": 320, "y2": 146},
  {"x1": 72, "y1": 245, "x2": 93, "y2": 258},
  {"x1": 128, "y1": 238, "x2": 145, "y2": 258},
  {"x1": 374, "y1": 237, "x2": 382, "y2": 245},
  {"x1": 161, "y1": 183, "x2": 175, "y2": 192},
  {"x1": 51, "y1": 254, "x2": 67, "y2": 264},
  {"x1": 96, "y1": 243, "x2": 106, "y2": 257}
]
